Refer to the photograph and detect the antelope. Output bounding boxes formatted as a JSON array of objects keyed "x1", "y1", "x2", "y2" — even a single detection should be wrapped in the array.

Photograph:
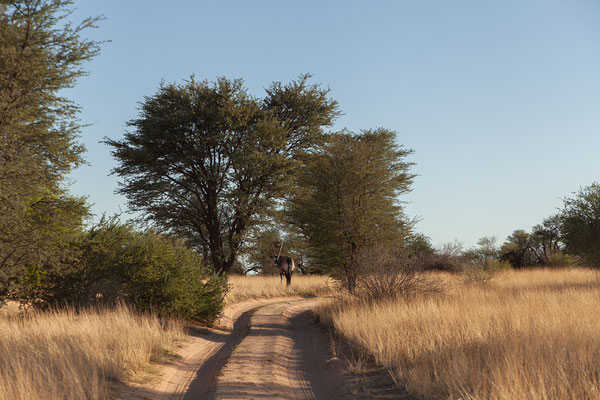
[{"x1": 272, "y1": 243, "x2": 296, "y2": 287}]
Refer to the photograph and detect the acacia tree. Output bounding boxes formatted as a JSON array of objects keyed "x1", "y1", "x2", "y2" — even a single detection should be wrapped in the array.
[
  {"x1": 500, "y1": 230, "x2": 537, "y2": 268},
  {"x1": 0, "y1": 0, "x2": 100, "y2": 299},
  {"x1": 106, "y1": 75, "x2": 339, "y2": 274},
  {"x1": 531, "y1": 216, "x2": 562, "y2": 264},
  {"x1": 288, "y1": 129, "x2": 415, "y2": 291}
]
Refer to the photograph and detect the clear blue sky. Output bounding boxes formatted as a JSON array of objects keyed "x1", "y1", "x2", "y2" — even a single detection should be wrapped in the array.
[{"x1": 66, "y1": 0, "x2": 600, "y2": 248}]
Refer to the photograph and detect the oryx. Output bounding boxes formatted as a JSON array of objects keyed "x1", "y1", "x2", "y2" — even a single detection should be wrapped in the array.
[{"x1": 272, "y1": 242, "x2": 296, "y2": 287}]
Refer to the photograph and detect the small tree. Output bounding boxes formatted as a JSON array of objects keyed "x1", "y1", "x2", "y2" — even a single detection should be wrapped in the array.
[
  {"x1": 464, "y1": 236, "x2": 499, "y2": 264},
  {"x1": 559, "y1": 183, "x2": 600, "y2": 268},
  {"x1": 289, "y1": 129, "x2": 415, "y2": 291},
  {"x1": 500, "y1": 230, "x2": 537, "y2": 268},
  {"x1": 106, "y1": 75, "x2": 339, "y2": 274}
]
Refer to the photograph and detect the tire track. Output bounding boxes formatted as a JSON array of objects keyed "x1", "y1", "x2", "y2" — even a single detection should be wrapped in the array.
[{"x1": 212, "y1": 299, "x2": 353, "y2": 400}]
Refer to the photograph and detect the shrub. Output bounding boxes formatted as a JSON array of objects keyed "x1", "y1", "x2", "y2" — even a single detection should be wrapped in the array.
[
  {"x1": 484, "y1": 259, "x2": 512, "y2": 271},
  {"x1": 40, "y1": 218, "x2": 228, "y2": 323},
  {"x1": 353, "y1": 246, "x2": 445, "y2": 301},
  {"x1": 415, "y1": 241, "x2": 465, "y2": 272},
  {"x1": 546, "y1": 252, "x2": 579, "y2": 268},
  {"x1": 461, "y1": 261, "x2": 502, "y2": 285}
]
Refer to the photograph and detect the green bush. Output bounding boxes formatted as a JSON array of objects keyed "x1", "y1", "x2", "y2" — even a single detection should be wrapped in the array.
[
  {"x1": 42, "y1": 219, "x2": 228, "y2": 323},
  {"x1": 546, "y1": 252, "x2": 579, "y2": 268},
  {"x1": 461, "y1": 258, "x2": 510, "y2": 286},
  {"x1": 484, "y1": 259, "x2": 512, "y2": 271}
]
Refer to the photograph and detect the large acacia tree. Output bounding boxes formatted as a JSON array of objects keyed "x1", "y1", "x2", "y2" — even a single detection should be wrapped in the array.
[
  {"x1": 0, "y1": 0, "x2": 100, "y2": 299},
  {"x1": 106, "y1": 75, "x2": 339, "y2": 274},
  {"x1": 288, "y1": 129, "x2": 415, "y2": 290}
]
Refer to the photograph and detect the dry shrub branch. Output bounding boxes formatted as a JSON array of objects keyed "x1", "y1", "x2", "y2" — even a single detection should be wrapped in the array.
[{"x1": 352, "y1": 246, "x2": 445, "y2": 301}]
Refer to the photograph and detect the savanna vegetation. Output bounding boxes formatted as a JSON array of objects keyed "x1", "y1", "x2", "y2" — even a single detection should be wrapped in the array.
[
  {"x1": 316, "y1": 268, "x2": 600, "y2": 400},
  {"x1": 2, "y1": 0, "x2": 600, "y2": 399}
]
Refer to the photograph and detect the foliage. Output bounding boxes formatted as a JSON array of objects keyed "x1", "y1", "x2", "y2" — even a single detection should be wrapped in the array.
[
  {"x1": 500, "y1": 216, "x2": 563, "y2": 268},
  {"x1": 559, "y1": 183, "x2": 600, "y2": 268},
  {"x1": 461, "y1": 259, "x2": 509, "y2": 285},
  {"x1": 546, "y1": 252, "x2": 579, "y2": 268},
  {"x1": 243, "y1": 229, "x2": 282, "y2": 275},
  {"x1": 531, "y1": 215, "x2": 562, "y2": 264},
  {"x1": 405, "y1": 233, "x2": 435, "y2": 257},
  {"x1": 0, "y1": 0, "x2": 100, "y2": 301},
  {"x1": 243, "y1": 226, "x2": 310, "y2": 275},
  {"x1": 288, "y1": 129, "x2": 415, "y2": 291},
  {"x1": 404, "y1": 232, "x2": 436, "y2": 269},
  {"x1": 40, "y1": 219, "x2": 228, "y2": 322},
  {"x1": 106, "y1": 75, "x2": 339, "y2": 274},
  {"x1": 500, "y1": 230, "x2": 535, "y2": 268},
  {"x1": 464, "y1": 236, "x2": 499, "y2": 263}
]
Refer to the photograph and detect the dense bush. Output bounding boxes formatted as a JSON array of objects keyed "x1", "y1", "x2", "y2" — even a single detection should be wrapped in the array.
[{"x1": 39, "y1": 219, "x2": 228, "y2": 322}]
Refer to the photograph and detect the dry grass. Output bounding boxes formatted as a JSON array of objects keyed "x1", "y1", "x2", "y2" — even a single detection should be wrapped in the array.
[
  {"x1": 316, "y1": 268, "x2": 600, "y2": 400},
  {"x1": 0, "y1": 304, "x2": 182, "y2": 400},
  {"x1": 226, "y1": 274, "x2": 334, "y2": 304}
]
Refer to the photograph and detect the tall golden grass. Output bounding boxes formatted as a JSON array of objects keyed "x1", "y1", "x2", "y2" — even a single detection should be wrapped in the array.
[
  {"x1": 0, "y1": 305, "x2": 182, "y2": 400},
  {"x1": 0, "y1": 274, "x2": 330, "y2": 400},
  {"x1": 226, "y1": 274, "x2": 334, "y2": 304},
  {"x1": 317, "y1": 268, "x2": 600, "y2": 400}
]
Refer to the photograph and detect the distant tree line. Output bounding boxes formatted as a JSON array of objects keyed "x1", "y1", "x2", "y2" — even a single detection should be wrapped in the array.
[
  {"x1": 417, "y1": 183, "x2": 600, "y2": 271},
  {"x1": 500, "y1": 183, "x2": 600, "y2": 269}
]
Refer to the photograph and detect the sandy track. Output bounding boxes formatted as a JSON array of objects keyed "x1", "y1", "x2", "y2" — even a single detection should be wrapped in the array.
[
  {"x1": 116, "y1": 297, "x2": 353, "y2": 400},
  {"x1": 212, "y1": 299, "x2": 352, "y2": 400}
]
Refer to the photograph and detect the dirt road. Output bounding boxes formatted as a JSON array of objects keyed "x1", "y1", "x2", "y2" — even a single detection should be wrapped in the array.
[
  {"x1": 210, "y1": 299, "x2": 352, "y2": 400},
  {"x1": 117, "y1": 297, "x2": 355, "y2": 400}
]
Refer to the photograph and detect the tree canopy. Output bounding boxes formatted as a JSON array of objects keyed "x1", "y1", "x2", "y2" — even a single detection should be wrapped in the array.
[
  {"x1": 288, "y1": 128, "x2": 415, "y2": 290},
  {"x1": 106, "y1": 75, "x2": 339, "y2": 274},
  {"x1": 0, "y1": 0, "x2": 100, "y2": 299},
  {"x1": 559, "y1": 183, "x2": 600, "y2": 268}
]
